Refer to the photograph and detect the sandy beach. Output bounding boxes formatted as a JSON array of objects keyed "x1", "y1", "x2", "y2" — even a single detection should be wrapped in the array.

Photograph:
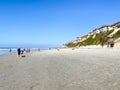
[{"x1": 0, "y1": 48, "x2": 120, "y2": 90}]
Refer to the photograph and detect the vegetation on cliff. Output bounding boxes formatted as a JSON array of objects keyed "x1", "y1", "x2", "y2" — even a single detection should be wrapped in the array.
[
  {"x1": 66, "y1": 29, "x2": 120, "y2": 47},
  {"x1": 112, "y1": 30, "x2": 120, "y2": 39}
]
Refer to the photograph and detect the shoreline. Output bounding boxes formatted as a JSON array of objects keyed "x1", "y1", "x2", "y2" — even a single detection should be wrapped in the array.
[{"x1": 1, "y1": 45, "x2": 120, "y2": 56}]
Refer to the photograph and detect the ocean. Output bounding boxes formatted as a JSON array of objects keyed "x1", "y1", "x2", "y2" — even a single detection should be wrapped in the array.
[
  {"x1": 0, "y1": 47, "x2": 40, "y2": 55},
  {"x1": 0, "y1": 47, "x2": 17, "y2": 55},
  {"x1": 0, "y1": 45, "x2": 60, "y2": 55}
]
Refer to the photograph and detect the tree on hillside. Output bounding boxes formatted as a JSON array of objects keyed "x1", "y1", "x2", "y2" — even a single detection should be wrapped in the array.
[{"x1": 99, "y1": 31, "x2": 108, "y2": 47}]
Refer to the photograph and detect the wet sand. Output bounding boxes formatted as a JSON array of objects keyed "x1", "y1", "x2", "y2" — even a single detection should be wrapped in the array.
[{"x1": 0, "y1": 48, "x2": 120, "y2": 90}]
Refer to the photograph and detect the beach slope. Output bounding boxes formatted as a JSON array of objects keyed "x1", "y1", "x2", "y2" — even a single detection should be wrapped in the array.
[{"x1": 0, "y1": 48, "x2": 120, "y2": 90}]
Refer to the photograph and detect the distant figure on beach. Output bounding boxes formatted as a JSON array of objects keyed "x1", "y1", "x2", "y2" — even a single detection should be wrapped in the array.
[
  {"x1": 107, "y1": 38, "x2": 114, "y2": 48},
  {"x1": 26, "y1": 48, "x2": 30, "y2": 53},
  {"x1": 72, "y1": 47, "x2": 75, "y2": 50},
  {"x1": 56, "y1": 48, "x2": 60, "y2": 51},
  {"x1": 17, "y1": 48, "x2": 21, "y2": 56},
  {"x1": 38, "y1": 48, "x2": 40, "y2": 51},
  {"x1": 9, "y1": 48, "x2": 12, "y2": 53},
  {"x1": 57, "y1": 48, "x2": 60, "y2": 51},
  {"x1": 21, "y1": 50, "x2": 24, "y2": 55}
]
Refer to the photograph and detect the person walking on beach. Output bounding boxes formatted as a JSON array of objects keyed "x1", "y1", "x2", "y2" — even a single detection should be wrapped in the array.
[
  {"x1": 9, "y1": 48, "x2": 12, "y2": 53},
  {"x1": 17, "y1": 48, "x2": 21, "y2": 56}
]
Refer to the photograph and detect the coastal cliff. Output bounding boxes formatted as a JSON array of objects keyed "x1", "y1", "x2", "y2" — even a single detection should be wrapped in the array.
[{"x1": 65, "y1": 21, "x2": 120, "y2": 47}]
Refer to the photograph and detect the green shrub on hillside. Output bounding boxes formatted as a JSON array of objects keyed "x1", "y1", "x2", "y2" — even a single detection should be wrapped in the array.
[
  {"x1": 66, "y1": 29, "x2": 115, "y2": 47},
  {"x1": 66, "y1": 42, "x2": 77, "y2": 47},
  {"x1": 78, "y1": 29, "x2": 114, "y2": 46},
  {"x1": 105, "y1": 29, "x2": 114, "y2": 35},
  {"x1": 112, "y1": 30, "x2": 120, "y2": 39}
]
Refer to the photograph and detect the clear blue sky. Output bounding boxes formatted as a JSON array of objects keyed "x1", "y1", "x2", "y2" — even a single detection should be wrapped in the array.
[{"x1": 0, "y1": 0, "x2": 120, "y2": 47}]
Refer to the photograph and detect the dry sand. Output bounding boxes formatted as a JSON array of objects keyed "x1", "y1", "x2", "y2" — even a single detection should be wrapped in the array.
[{"x1": 0, "y1": 48, "x2": 120, "y2": 90}]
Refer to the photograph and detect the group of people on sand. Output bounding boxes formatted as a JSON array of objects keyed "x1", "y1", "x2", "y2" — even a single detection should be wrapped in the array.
[{"x1": 17, "y1": 48, "x2": 30, "y2": 57}]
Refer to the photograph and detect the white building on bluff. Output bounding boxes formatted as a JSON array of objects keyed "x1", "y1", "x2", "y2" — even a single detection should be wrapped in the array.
[
  {"x1": 111, "y1": 21, "x2": 120, "y2": 29},
  {"x1": 88, "y1": 25, "x2": 114, "y2": 37},
  {"x1": 70, "y1": 21, "x2": 120, "y2": 45},
  {"x1": 98, "y1": 25, "x2": 113, "y2": 32}
]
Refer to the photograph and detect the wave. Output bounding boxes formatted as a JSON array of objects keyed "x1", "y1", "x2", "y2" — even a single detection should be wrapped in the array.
[{"x1": 0, "y1": 47, "x2": 17, "y2": 55}]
